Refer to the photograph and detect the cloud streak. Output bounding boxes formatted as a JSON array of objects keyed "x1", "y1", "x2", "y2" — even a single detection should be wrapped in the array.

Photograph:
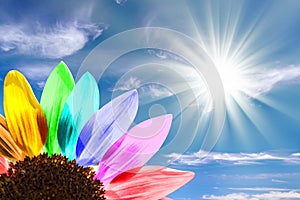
[
  {"x1": 15, "y1": 63, "x2": 57, "y2": 89},
  {"x1": 115, "y1": 0, "x2": 128, "y2": 5},
  {"x1": 245, "y1": 65, "x2": 300, "y2": 97},
  {"x1": 229, "y1": 188, "x2": 297, "y2": 192},
  {"x1": 147, "y1": 49, "x2": 186, "y2": 63},
  {"x1": 167, "y1": 151, "x2": 300, "y2": 166},
  {"x1": 0, "y1": 21, "x2": 105, "y2": 58},
  {"x1": 113, "y1": 76, "x2": 173, "y2": 99},
  {"x1": 203, "y1": 190, "x2": 300, "y2": 200}
]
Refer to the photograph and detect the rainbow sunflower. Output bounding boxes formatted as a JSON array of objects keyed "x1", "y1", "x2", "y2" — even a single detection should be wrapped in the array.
[{"x1": 0, "y1": 61, "x2": 194, "y2": 199}]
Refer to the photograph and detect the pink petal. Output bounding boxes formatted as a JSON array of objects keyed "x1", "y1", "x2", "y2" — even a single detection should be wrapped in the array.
[
  {"x1": 105, "y1": 166, "x2": 194, "y2": 200},
  {"x1": 95, "y1": 114, "x2": 172, "y2": 185},
  {"x1": 0, "y1": 156, "x2": 8, "y2": 174}
]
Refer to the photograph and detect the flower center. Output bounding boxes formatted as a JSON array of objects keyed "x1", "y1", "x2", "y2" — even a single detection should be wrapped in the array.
[{"x1": 0, "y1": 153, "x2": 105, "y2": 200}]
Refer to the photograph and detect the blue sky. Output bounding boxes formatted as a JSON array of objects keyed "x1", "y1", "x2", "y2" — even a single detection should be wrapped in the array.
[{"x1": 1, "y1": 0, "x2": 300, "y2": 199}]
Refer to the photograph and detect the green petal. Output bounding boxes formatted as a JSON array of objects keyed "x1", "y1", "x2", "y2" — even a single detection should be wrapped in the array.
[{"x1": 40, "y1": 61, "x2": 75, "y2": 155}]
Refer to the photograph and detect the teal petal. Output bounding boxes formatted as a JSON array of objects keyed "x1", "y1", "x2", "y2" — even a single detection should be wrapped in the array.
[
  {"x1": 57, "y1": 72, "x2": 99, "y2": 160},
  {"x1": 40, "y1": 61, "x2": 75, "y2": 155}
]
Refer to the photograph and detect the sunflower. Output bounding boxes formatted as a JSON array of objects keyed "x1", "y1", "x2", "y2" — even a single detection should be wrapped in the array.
[{"x1": 0, "y1": 61, "x2": 194, "y2": 199}]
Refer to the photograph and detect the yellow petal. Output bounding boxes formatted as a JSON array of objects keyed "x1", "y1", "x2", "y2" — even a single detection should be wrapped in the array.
[
  {"x1": 0, "y1": 114, "x2": 23, "y2": 161},
  {"x1": 4, "y1": 70, "x2": 48, "y2": 157}
]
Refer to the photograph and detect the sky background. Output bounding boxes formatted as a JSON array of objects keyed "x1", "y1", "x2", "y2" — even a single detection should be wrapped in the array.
[{"x1": 1, "y1": 0, "x2": 300, "y2": 199}]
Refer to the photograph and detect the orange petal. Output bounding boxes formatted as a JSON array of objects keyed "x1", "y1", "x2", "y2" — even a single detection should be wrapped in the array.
[
  {"x1": 0, "y1": 114, "x2": 23, "y2": 160},
  {"x1": 4, "y1": 70, "x2": 48, "y2": 157}
]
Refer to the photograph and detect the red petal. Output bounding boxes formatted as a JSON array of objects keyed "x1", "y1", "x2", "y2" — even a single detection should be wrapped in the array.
[
  {"x1": 0, "y1": 155, "x2": 8, "y2": 174},
  {"x1": 106, "y1": 166, "x2": 194, "y2": 200}
]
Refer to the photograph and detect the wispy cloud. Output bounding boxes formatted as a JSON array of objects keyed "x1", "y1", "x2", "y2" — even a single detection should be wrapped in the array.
[
  {"x1": 245, "y1": 65, "x2": 300, "y2": 97},
  {"x1": 113, "y1": 76, "x2": 173, "y2": 99},
  {"x1": 0, "y1": 21, "x2": 105, "y2": 58},
  {"x1": 167, "y1": 151, "x2": 300, "y2": 166},
  {"x1": 147, "y1": 49, "x2": 186, "y2": 63},
  {"x1": 16, "y1": 63, "x2": 56, "y2": 89},
  {"x1": 291, "y1": 153, "x2": 300, "y2": 157},
  {"x1": 203, "y1": 190, "x2": 300, "y2": 200},
  {"x1": 17, "y1": 65, "x2": 53, "y2": 80},
  {"x1": 229, "y1": 188, "x2": 297, "y2": 192},
  {"x1": 272, "y1": 179, "x2": 288, "y2": 183},
  {"x1": 115, "y1": 0, "x2": 128, "y2": 5},
  {"x1": 218, "y1": 172, "x2": 300, "y2": 182},
  {"x1": 140, "y1": 84, "x2": 173, "y2": 98},
  {"x1": 113, "y1": 77, "x2": 141, "y2": 91}
]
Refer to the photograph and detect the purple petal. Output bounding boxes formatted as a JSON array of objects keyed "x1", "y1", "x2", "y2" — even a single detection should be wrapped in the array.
[{"x1": 76, "y1": 90, "x2": 138, "y2": 166}]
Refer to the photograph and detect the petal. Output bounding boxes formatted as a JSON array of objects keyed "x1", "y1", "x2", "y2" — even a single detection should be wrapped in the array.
[
  {"x1": 106, "y1": 166, "x2": 195, "y2": 200},
  {"x1": 0, "y1": 114, "x2": 23, "y2": 161},
  {"x1": 96, "y1": 114, "x2": 173, "y2": 185},
  {"x1": 76, "y1": 90, "x2": 138, "y2": 166},
  {"x1": 4, "y1": 70, "x2": 48, "y2": 157},
  {"x1": 58, "y1": 72, "x2": 99, "y2": 160},
  {"x1": 40, "y1": 61, "x2": 75, "y2": 155},
  {"x1": 0, "y1": 155, "x2": 8, "y2": 174}
]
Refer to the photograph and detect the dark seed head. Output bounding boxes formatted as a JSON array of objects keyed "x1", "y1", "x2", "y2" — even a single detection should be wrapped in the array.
[{"x1": 0, "y1": 153, "x2": 105, "y2": 200}]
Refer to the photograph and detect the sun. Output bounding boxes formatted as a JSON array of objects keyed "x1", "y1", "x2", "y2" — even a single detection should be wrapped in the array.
[{"x1": 213, "y1": 57, "x2": 247, "y2": 98}]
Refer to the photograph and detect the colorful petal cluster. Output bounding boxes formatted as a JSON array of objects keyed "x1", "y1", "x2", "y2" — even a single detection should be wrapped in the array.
[{"x1": 0, "y1": 61, "x2": 194, "y2": 199}]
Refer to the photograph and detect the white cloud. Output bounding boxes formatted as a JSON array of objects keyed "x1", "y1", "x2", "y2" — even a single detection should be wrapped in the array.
[
  {"x1": 237, "y1": 65, "x2": 300, "y2": 98},
  {"x1": 140, "y1": 84, "x2": 173, "y2": 98},
  {"x1": 272, "y1": 179, "x2": 288, "y2": 183},
  {"x1": 17, "y1": 65, "x2": 53, "y2": 81},
  {"x1": 35, "y1": 81, "x2": 47, "y2": 89},
  {"x1": 1, "y1": 63, "x2": 54, "y2": 89},
  {"x1": 203, "y1": 192, "x2": 257, "y2": 200},
  {"x1": 291, "y1": 153, "x2": 300, "y2": 157},
  {"x1": 203, "y1": 191, "x2": 300, "y2": 200},
  {"x1": 115, "y1": 0, "x2": 128, "y2": 5},
  {"x1": 0, "y1": 21, "x2": 105, "y2": 58},
  {"x1": 229, "y1": 188, "x2": 294, "y2": 192},
  {"x1": 253, "y1": 191, "x2": 300, "y2": 199},
  {"x1": 221, "y1": 172, "x2": 300, "y2": 181},
  {"x1": 113, "y1": 77, "x2": 141, "y2": 91},
  {"x1": 113, "y1": 76, "x2": 173, "y2": 99},
  {"x1": 147, "y1": 49, "x2": 186, "y2": 63},
  {"x1": 167, "y1": 151, "x2": 300, "y2": 166},
  {"x1": 15, "y1": 63, "x2": 57, "y2": 89},
  {"x1": 213, "y1": 64, "x2": 300, "y2": 99}
]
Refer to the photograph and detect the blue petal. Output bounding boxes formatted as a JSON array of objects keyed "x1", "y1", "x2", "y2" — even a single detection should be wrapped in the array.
[
  {"x1": 76, "y1": 90, "x2": 138, "y2": 166},
  {"x1": 57, "y1": 72, "x2": 99, "y2": 160}
]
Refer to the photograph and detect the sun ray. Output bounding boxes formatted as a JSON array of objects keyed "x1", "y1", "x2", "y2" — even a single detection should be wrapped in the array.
[{"x1": 224, "y1": 96, "x2": 267, "y2": 149}]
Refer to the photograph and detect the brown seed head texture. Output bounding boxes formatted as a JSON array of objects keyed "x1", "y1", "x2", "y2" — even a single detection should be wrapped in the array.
[{"x1": 0, "y1": 153, "x2": 105, "y2": 200}]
